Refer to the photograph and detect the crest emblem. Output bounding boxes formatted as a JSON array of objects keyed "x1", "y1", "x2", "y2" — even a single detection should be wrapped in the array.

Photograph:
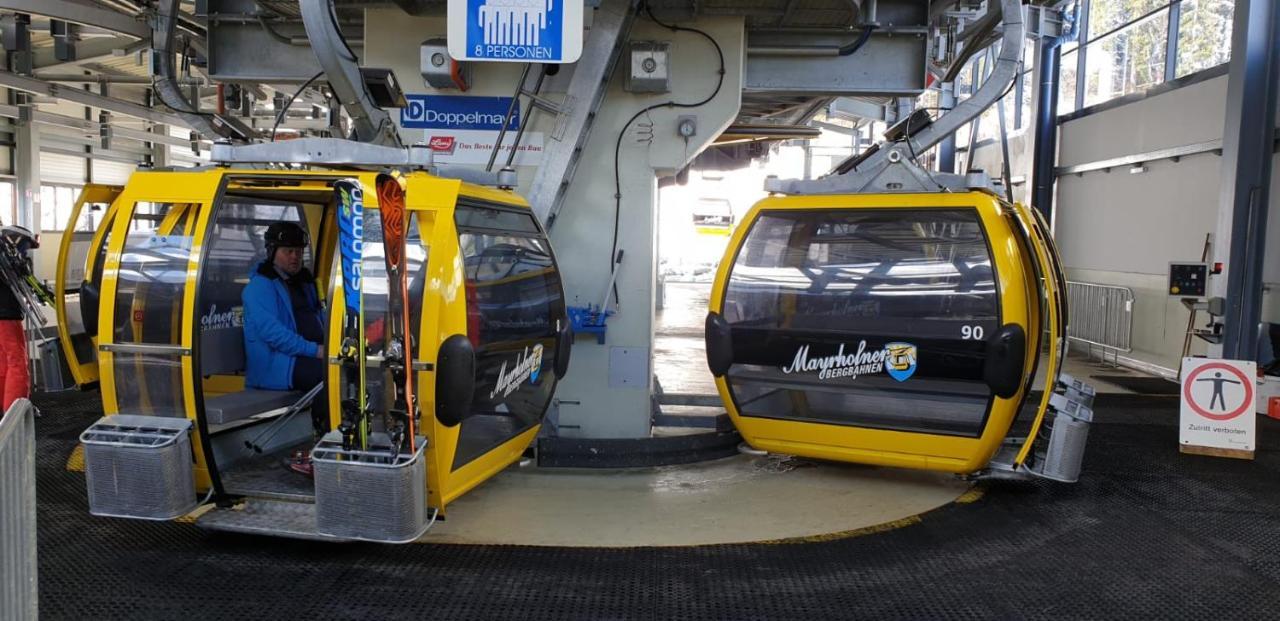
[{"x1": 884, "y1": 342, "x2": 918, "y2": 382}]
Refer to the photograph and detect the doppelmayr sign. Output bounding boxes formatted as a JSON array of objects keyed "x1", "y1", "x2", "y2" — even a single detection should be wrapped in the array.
[{"x1": 400, "y1": 95, "x2": 519, "y2": 131}]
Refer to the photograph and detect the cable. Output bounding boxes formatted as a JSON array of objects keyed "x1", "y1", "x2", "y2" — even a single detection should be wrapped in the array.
[
  {"x1": 606, "y1": 1, "x2": 726, "y2": 306},
  {"x1": 838, "y1": 25, "x2": 876, "y2": 56},
  {"x1": 271, "y1": 71, "x2": 325, "y2": 142}
]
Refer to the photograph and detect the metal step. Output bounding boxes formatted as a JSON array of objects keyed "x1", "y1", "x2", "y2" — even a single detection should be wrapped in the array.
[{"x1": 196, "y1": 497, "x2": 347, "y2": 542}]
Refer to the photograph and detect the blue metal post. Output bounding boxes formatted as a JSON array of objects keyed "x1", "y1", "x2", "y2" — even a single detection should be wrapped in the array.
[{"x1": 1217, "y1": 0, "x2": 1280, "y2": 361}]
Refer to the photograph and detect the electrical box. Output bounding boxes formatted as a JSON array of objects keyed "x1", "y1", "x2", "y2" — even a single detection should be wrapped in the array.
[
  {"x1": 624, "y1": 41, "x2": 670, "y2": 93},
  {"x1": 420, "y1": 38, "x2": 470, "y2": 91},
  {"x1": 1169, "y1": 262, "x2": 1209, "y2": 298}
]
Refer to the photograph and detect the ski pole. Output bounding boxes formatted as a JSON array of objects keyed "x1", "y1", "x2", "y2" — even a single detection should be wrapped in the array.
[{"x1": 243, "y1": 382, "x2": 325, "y2": 454}]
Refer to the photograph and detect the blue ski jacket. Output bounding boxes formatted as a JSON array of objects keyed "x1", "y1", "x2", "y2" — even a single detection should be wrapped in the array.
[{"x1": 242, "y1": 261, "x2": 323, "y2": 390}]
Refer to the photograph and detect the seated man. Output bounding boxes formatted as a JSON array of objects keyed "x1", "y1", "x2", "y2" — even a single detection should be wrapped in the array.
[{"x1": 242, "y1": 222, "x2": 327, "y2": 474}]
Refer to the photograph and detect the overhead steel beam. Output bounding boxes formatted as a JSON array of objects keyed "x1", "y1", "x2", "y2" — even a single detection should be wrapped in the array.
[
  {"x1": 0, "y1": 0, "x2": 149, "y2": 39},
  {"x1": 32, "y1": 35, "x2": 145, "y2": 69},
  {"x1": 0, "y1": 69, "x2": 191, "y2": 127},
  {"x1": 300, "y1": 0, "x2": 399, "y2": 146},
  {"x1": 828, "y1": 97, "x2": 890, "y2": 123}
]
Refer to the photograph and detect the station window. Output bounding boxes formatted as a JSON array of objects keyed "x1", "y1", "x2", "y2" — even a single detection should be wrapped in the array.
[
  {"x1": 1057, "y1": 0, "x2": 1235, "y2": 115},
  {"x1": 0, "y1": 182, "x2": 13, "y2": 225},
  {"x1": 1082, "y1": 8, "x2": 1169, "y2": 108},
  {"x1": 40, "y1": 185, "x2": 80, "y2": 232},
  {"x1": 1175, "y1": 0, "x2": 1234, "y2": 78}
]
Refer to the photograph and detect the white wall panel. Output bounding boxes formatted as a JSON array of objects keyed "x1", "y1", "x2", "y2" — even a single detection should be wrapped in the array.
[
  {"x1": 39, "y1": 152, "x2": 86, "y2": 185},
  {"x1": 91, "y1": 159, "x2": 136, "y2": 185}
]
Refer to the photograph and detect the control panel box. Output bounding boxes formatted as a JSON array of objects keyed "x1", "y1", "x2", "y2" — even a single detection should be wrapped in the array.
[{"x1": 1168, "y1": 262, "x2": 1209, "y2": 298}]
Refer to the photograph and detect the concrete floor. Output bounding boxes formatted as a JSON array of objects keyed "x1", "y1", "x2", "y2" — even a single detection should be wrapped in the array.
[{"x1": 427, "y1": 453, "x2": 969, "y2": 547}]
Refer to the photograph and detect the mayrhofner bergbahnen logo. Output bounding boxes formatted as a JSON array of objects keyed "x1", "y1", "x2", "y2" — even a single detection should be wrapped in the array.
[{"x1": 781, "y1": 340, "x2": 918, "y2": 382}]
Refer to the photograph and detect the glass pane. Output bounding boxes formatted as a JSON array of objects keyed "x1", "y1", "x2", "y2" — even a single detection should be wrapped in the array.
[
  {"x1": 1083, "y1": 9, "x2": 1169, "y2": 108},
  {"x1": 1089, "y1": 0, "x2": 1170, "y2": 41},
  {"x1": 0, "y1": 182, "x2": 13, "y2": 225},
  {"x1": 112, "y1": 203, "x2": 194, "y2": 345},
  {"x1": 1176, "y1": 0, "x2": 1234, "y2": 78},
  {"x1": 1059, "y1": 49, "x2": 1079, "y2": 114},
  {"x1": 1019, "y1": 71, "x2": 1034, "y2": 129},
  {"x1": 62, "y1": 201, "x2": 114, "y2": 367},
  {"x1": 721, "y1": 208, "x2": 999, "y2": 436},
  {"x1": 349, "y1": 210, "x2": 427, "y2": 421},
  {"x1": 56, "y1": 187, "x2": 75, "y2": 230},
  {"x1": 112, "y1": 352, "x2": 187, "y2": 418},
  {"x1": 453, "y1": 207, "x2": 562, "y2": 470},
  {"x1": 111, "y1": 202, "x2": 196, "y2": 417},
  {"x1": 455, "y1": 203, "x2": 541, "y2": 233},
  {"x1": 40, "y1": 186, "x2": 56, "y2": 231}
]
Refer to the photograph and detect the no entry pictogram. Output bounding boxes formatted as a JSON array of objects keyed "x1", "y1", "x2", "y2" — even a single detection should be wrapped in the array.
[{"x1": 1183, "y1": 361, "x2": 1254, "y2": 421}]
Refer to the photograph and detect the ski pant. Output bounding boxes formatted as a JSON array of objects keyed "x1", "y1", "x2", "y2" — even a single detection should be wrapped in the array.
[
  {"x1": 292, "y1": 356, "x2": 330, "y2": 437},
  {"x1": 0, "y1": 320, "x2": 28, "y2": 413}
]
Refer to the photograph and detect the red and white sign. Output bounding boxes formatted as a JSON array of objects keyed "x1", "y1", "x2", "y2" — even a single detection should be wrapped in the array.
[
  {"x1": 416, "y1": 129, "x2": 545, "y2": 166},
  {"x1": 428, "y1": 136, "x2": 457, "y2": 154},
  {"x1": 1180, "y1": 358, "x2": 1256, "y2": 452}
]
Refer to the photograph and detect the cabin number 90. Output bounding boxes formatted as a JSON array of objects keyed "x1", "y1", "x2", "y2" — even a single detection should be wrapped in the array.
[{"x1": 961, "y1": 325, "x2": 985, "y2": 340}]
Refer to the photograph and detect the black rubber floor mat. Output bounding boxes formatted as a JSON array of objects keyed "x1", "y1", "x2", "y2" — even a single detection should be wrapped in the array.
[
  {"x1": 1092, "y1": 374, "x2": 1181, "y2": 395},
  {"x1": 31, "y1": 390, "x2": 1280, "y2": 620}
]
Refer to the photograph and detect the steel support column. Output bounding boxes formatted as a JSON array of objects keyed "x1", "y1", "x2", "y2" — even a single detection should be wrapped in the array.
[
  {"x1": 1214, "y1": 0, "x2": 1280, "y2": 361},
  {"x1": 1030, "y1": 39, "x2": 1061, "y2": 219},
  {"x1": 14, "y1": 105, "x2": 39, "y2": 232},
  {"x1": 938, "y1": 81, "x2": 957, "y2": 173}
]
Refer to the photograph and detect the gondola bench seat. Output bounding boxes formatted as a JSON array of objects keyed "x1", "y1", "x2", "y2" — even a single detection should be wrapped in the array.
[{"x1": 204, "y1": 390, "x2": 304, "y2": 426}]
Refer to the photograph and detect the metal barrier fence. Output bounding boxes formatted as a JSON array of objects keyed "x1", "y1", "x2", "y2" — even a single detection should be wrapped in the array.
[
  {"x1": 1, "y1": 399, "x2": 38, "y2": 621},
  {"x1": 1066, "y1": 281, "x2": 1135, "y2": 363}
]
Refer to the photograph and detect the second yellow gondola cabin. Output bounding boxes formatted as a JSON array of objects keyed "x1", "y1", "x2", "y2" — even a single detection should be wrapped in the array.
[
  {"x1": 705, "y1": 149, "x2": 1092, "y2": 482},
  {"x1": 61, "y1": 142, "x2": 571, "y2": 541}
]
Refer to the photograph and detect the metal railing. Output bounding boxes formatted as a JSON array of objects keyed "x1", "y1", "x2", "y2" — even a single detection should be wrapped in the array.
[
  {"x1": 0, "y1": 398, "x2": 38, "y2": 621},
  {"x1": 1065, "y1": 281, "x2": 1135, "y2": 364}
]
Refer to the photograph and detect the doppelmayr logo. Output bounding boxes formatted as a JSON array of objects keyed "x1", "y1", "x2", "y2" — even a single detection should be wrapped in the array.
[{"x1": 401, "y1": 95, "x2": 519, "y2": 131}]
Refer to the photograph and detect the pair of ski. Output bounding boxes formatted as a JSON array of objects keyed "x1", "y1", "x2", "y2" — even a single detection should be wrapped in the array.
[{"x1": 334, "y1": 175, "x2": 417, "y2": 457}]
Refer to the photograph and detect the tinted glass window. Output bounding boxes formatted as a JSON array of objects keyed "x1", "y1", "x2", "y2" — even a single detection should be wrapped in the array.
[
  {"x1": 197, "y1": 198, "x2": 314, "y2": 377},
  {"x1": 455, "y1": 203, "x2": 540, "y2": 234},
  {"x1": 453, "y1": 204, "x2": 562, "y2": 470},
  {"x1": 63, "y1": 200, "x2": 113, "y2": 366},
  {"x1": 721, "y1": 208, "x2": 999, "y2": 436}
]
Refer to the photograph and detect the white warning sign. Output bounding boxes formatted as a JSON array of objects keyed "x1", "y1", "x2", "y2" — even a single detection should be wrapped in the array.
[{"x1": 1180, "y1": 358, "x2": 1256, "y2": 454}]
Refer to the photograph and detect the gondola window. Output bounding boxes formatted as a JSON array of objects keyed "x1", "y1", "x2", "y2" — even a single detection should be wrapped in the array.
[
  {"x1": 453, "y1": 203, "x2": 563, "y2": 470},
  {"x1": 720, "y1": 208, "x2": 1001, "y2": 436}
]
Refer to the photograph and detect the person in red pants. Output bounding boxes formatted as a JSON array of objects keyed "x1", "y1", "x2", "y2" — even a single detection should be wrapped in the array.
[{"x1": 0, "y1": 226, "x2": 33, "y2": 413}]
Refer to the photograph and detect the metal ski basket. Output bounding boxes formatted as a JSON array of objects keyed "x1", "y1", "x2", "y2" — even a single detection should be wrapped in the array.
[
  {"x1": 312, "y1": 432, "x2": 429, "y2": 543},
  {"x1": 80, "y1": 415, "x2": 196, "y2": 520}
]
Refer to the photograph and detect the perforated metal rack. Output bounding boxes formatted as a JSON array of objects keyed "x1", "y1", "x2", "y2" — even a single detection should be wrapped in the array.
[
  {"x1": 312, "y1": 432, "x2": 430, "y2": 543},
  {"x1": 80, "y1": 415, "x2": 196, "y2": 520}
]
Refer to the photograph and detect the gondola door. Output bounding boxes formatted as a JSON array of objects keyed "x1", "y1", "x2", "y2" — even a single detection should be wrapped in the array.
[
  {"x1": 55, "y1": 184, "x2": 122, "y2": 387},
  {"x1": 707, "y1": 192, "x2": 1039, "y2": 474}
]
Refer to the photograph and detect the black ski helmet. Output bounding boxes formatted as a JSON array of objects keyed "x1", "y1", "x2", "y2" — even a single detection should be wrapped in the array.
[{"x1": 264, "y1": 221, "x2": 309, "y2": 253}]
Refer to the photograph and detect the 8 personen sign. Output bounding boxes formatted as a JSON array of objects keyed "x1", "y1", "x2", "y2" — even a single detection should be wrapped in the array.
[{"x1": 1180, "y1": 357, "x2": 1256, "y2": 459}]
